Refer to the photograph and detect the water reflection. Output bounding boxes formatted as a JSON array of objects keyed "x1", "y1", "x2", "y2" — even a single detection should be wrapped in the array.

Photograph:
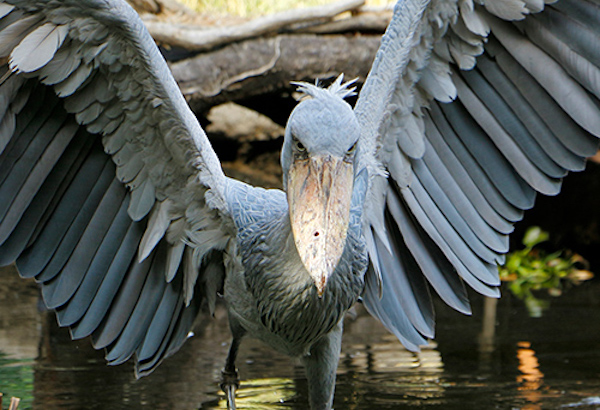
[
  {"x1": 516, "y1": 341, "x2": 544, "y2": 410},
  {"x1": 477, "y1": 297, "x2": 498, "y2": 374},
  {"x1": 1, "y1": 266, "x2": 600, "y2": 409},
  {"x1": 204, "y1": 377, "x2": 297, "y2": 409}
]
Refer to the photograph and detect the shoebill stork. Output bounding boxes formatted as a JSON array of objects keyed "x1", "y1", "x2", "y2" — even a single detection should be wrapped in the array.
[{"x1": 0, "y1": 0, "x2": 599, "y2": 408}]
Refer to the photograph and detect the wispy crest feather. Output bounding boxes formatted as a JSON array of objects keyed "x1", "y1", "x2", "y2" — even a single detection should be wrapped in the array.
[{"x1": 293, "y1": 74, "x2": 357, "y2": 100}]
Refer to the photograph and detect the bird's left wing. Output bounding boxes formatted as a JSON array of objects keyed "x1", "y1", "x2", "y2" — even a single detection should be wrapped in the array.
[
  {"x1": 354, "y1": 0, "x2": 600, "y2": 350},
  {"x1": 0, "y1": 0, "x2": 235, "y2": 375}
]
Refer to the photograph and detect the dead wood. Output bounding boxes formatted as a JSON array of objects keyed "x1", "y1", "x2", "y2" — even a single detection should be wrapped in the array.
[
  {"x1": 127, "y1": 0, "x2": 195, "y2": 15},
  {"x1": 291, "y1": 11, "x2": 391, "y2": 34},
  {"x1": 127, "y1": 0, "x2": 160, "y2": 13},
  {"x1": 169, "y1": 33, "x2": 382, "y2": 114},
  {"x1": 143, "y1": 0, "x2": 366, "y2": 51},
  {"x1": 134, "y1": 1, "x2": 387, "y2": 117}
]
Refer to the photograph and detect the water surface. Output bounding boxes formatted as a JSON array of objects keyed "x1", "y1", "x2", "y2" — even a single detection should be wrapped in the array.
[{"x1": 1, "y1": 264, "x2": 599, "y2": 409}]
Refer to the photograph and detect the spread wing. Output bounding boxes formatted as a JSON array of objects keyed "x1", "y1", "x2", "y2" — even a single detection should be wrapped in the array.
[
  {"x1": 355, "y1": 0, "x2": 600, "y2": 350},
  {"x1": 0, "y1": 0, "x2": 235, "y2": 376}
]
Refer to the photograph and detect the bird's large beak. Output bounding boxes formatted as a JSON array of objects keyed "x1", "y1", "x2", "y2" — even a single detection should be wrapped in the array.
[{"x1": 287, "y1": 154, "x2": 354, "y2": 297}]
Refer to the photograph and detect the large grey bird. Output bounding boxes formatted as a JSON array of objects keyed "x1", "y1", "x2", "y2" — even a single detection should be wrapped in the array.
[{"x1": 0, "y1": 0, "x2": 598, "y2": 408}]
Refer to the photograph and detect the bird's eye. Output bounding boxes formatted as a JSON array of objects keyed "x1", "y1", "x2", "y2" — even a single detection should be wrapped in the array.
[
  {"x1": 347, "y1": 141, "x2": 357, "y2": 154},
  {"x1": 295, "y1": 140, "x2": 306, "y2": 152}
]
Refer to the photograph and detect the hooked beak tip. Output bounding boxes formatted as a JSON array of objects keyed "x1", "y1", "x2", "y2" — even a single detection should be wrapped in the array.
[{"x1": 316, "y1": 277, "x2": 326, "y2": 298}]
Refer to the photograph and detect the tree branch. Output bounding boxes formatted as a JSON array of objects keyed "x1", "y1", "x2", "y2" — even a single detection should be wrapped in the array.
[
  {"x1": 127, "y1": 0, "x2": 195, "y2": 15},
  {"x1": 143, "y1": 0, "x2": 366, "y2": 51}
]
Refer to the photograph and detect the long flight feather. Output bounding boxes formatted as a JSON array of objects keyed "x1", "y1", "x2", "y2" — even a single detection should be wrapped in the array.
[
  {"x1": 70, "y1": 219, "x2": 144, "y2": 340},
  {"x1": 454, "y1": 72, "x2": 563, "y2": 195},
  {"x1": 487, "y1": 16, "x2": 600, "y2": 137},
  {"x1": 424, "y1": 111, "x2": 516, "y2": 233}
]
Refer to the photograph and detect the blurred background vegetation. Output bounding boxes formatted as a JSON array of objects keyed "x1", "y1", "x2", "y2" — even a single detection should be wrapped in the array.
[
  {"x1": 499, "y1": 227, "x2": 593, "y2": 317},
  {"x1": 179, "y1": 0, "x2": 391, "y2": 16}
]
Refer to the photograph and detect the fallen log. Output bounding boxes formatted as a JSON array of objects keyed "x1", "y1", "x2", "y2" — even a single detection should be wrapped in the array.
[{"x1": 170, "y1": 33, "x2": 382, "y2": 115}]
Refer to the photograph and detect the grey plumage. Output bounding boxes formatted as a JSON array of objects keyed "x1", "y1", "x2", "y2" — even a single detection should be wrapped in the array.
[
  {"x1": 136, "y1": 272, "x2": 182, "y2": 361},
  {"x1": 425, "y1": 103, "x2": 524, "y2": 224},
  {"x1": 0, "y1": 0, "x2": 599, "y2": 409},
  {"x1": 489, "y1": 37, "x2": 599, "y2": 158},
  {"x1": 439, "y1": 100, "x2": 538, "y2": 210},
  {"x1": 42, "y1": 178, "x2": 127, "y2": 309},
  {"x1": 56, "y1": 196, "x2": 132, "y2": 327},
  {"x1": 384, "y1": 186, "x2": 471, "y2": 314},
  {"x1": 36, "y1": 157, "x2": 114, "y2": 284},
  {"x1": 69, "y1": 218, "x2": 145, "y2": 340},
  {"x1": 0, "y1": 127, "x2": 90, "y2": 265},
  {"x1": 103, "y1": 243, "x2": 168, "y2": 365},
  {"x1": 420, "y1": 137, "x2": 510, "y2": 254},
  {"x1": 475, "y1": 54, "x2": 587, "y2": 172},
  {"x1": 16, "y1": 141, "x2": 108, "y2": 277},
  {"x1": 460, "y1": 66, "x2": 568, "y2": 179}
]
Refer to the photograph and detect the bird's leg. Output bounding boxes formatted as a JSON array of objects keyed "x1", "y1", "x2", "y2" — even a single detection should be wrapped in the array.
[
  {"x1": 221, "y1": 335, "x2": 243, "y2": 410},
  {"x1": 301, "y1": 320, "x2": 343, "y2": 410}
]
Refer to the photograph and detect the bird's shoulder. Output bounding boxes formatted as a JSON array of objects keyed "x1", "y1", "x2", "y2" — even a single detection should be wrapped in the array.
[{"x1": 224, "y1": 179, "x2": 288, "y2": 234}]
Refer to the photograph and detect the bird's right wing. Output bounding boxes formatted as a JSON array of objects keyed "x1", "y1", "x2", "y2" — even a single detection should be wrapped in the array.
[
  {"x1": 353, "y1": 0, "x2": 600, "y2": 350},
  {"x1": 0, "y1": 0, "x2": 236, "y2": 376}
]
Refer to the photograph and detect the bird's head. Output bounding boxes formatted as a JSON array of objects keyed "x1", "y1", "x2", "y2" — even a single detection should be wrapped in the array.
[{"x1": 281, "y1": 77, "x2": 360, "y2": 297}]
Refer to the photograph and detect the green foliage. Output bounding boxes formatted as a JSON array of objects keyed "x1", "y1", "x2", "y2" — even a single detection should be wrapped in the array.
[{"x1": 499, "y1": 226, "x2": 593, "y2": 317}]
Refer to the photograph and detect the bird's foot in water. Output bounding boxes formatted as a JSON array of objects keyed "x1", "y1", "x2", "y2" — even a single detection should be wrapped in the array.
[{"x1": 220, "y1": 368, "x2": 240, "y2": 410}]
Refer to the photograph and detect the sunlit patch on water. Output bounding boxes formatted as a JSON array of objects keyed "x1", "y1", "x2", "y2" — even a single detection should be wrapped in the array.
[{"x1": 203, "y1": 377, "x2": 298, "y2": 409}]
